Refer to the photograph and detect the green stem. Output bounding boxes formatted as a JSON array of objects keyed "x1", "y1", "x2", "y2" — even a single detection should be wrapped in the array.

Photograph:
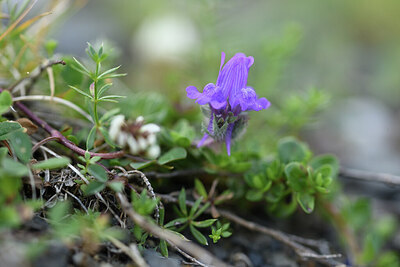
[{"x1": 93, "y1": 61, "x2": 100, "y2": 128}]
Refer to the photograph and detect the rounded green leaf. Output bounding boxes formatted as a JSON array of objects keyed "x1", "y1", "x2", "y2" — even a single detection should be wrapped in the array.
[
  {"x1": 0, "y1": 91, "x2": 12, "y2": 114},
  {"x1": 157, "y1": 147, "x2": 187, "y2": 165},
  {"x1": 278, "y1": 137, "x2": 309, "y2": 163}
]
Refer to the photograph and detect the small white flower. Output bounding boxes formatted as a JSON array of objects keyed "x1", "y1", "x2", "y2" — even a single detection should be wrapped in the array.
[
  {"x1": 141, "y1": 123, "x2": 161, "y2": 134},
  {"x1": 147, "y1": 145, "x2": 161, "y2": 159},
  {"x1": 109, "y1": 115, "x2": 125, "y2": 141},
  {"x1": 127, "y1": 135, "x2": 139, "y2": 154},
  {"x1": 136, "y1": 136, "x2": 148, "y2": 151}
]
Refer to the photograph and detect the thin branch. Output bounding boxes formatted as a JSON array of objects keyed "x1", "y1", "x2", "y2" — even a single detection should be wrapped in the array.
[
  {"x1": 32, "y1": 136, "x2": 60, "y2": 153},
  {"x1": 12, "y1": 95, "x2": 93, "y2": 122},
  {"x1": 171, "y1": 244, "x2": 209, "y2": 267},
  {"x1": 116, "y1": 192, "x2": 230, "y2": 267},
  {"x1": 340, "y1": 167, "x2": 400, "y2": 186},
  {"x1": 9, "y1": 60, "x2": 66, "y2": 92},
  {"x1": 62, "y1": 189, "x2": 89, "y2": 214},
  {"x1": 11, "y1": 96, "x2": 124, "y2": 159},
  {"x1": 107, "y1": 235, "x2": 149, "y2": 267}
]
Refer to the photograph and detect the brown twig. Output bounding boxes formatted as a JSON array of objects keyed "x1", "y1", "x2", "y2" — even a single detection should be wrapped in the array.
[
  {"x1": 339, "y1": 167, "x2": 400, "y2": 186},
  {"x1": 32, "y1": 136, "x2": 60, "y2": 153},
  {"x1": 116, "y1": 192, "x2": 230, "y2": 267},
  {"x1": 107, "y1": 235, "x2": 149, "y2": 267}
]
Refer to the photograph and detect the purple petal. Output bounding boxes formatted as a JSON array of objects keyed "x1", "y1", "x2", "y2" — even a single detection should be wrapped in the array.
[
  {"x1": 195, "y1": 83, "x2": 216, "y2": 105},
  {"x1": 186, "y1": 86, "x2": 201, "y2": 99},
  {"x1": 197, "y1": 133, "x2": 209, "y2": 147},
  {"x1": 225, "y1": 123, "x2": 234, "y2": 156},
  {"x1": 220, "y1": 52, "x2": 225, "y2": 70}
]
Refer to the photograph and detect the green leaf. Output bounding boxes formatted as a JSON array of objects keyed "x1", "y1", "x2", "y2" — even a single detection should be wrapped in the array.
[
  {"x1": 0, "y1": 90, "x2": 12, "y2": 114},
  {"x1": 2, "y1": 157, "x2": 29, "y2": 177},
  {"x1": 194, "y1": 179, "x2": 208, "y2": 199},
  {"x1": 246, "y1": 190, "x2": 264, "y2": 202},
  {"x1": 189, "y1": 197, "x2": 203, "y2": 218},
  {"x1": 107, "y1": 181, "x2": 124, "y2": 192},
  {"x1": 159, "y1": 240, "x2": 168, "y2": 257},
  {"x1": 192, "y1": 219, "x2": 217, "y2": 228},
  {"x1": 284, "y1": 162, "x2": 309, "y2": 191},
  {"x1": 178, "y1": 188, "x2": 187, "y2": 216},
  {"x1": 68, "y1": 85, "x2": 92, "y2": 99},
  {"x1": 84, "y1": 181, "x2": 106, "y2": 195},
  {"x1": 48, "y1": 201, "x2": 70, "y2": 223},
  {"x1": 164, "y1": 217, "x2": 188, "y2": 228},
  {"x1": 278, "y1": 137, "x2": 309, "y2": 163},
  {"x1": 97, "y1": 65, "x2": 121, "y2": 79},
  {"x1": 190, "y1": 224, "x2": 208, "y2": 245},
  {"x1": 99, "y1": 108, "x2": 120, "y2": 123},
  {"x1": 130, "y1": 161, "x2": 156, "y2": 170},
  {"x1": 87, "y1": 164, "x2": 108, "y2": 183},
  {"x1": 99, "y1": 126, "x2": 116, "y2": 148},
  {"x1": 8, "y1": 131, "x2": 32, "y2": 163},
  {"x1": 86, "y1": 126, "x2": 97, "y2": 150},
  {"x1": 0, "y1": 121, "x2": 23, "y2": 140},
  {"x1": 32, "y1": 157, "x2": 71, "y2": 170},
  {"x1": 310, "y1": 154, "x2": 339, "y2": 178},
  {"x1": 98, "y1": 83, "x2": 113, "y2": 97},
  {"x1": 71, "y1": 57, "x2": 91, "y2": 76},
  {"x1": 157, "y1": 147, "x2": 187, "y2": 165},
  {"x1": 296, "y1": 192, "x2": 315, "y2": 214}
]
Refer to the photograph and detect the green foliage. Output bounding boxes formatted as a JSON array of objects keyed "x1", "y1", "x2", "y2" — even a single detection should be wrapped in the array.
[
  {"x1": 244, "y1": 137, "x2": 336, "y2": 216},
  {"x1": 0, "y1": 90, "x2": 12, "y2": 114},
  {"x1": 209, "y1": 221, "x2": 232, "y2": 243},
  {"x1": 31, "y1": 157, "x2": 71, "y2": 170},
  {"x1": 70, "y1": 43, "x2": 125, "y2": 150},
  {"x1": 164, "y1": 188, "x2": 216, "y2": 245}
]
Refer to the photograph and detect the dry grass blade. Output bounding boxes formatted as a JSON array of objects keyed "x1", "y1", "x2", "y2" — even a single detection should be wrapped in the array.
[{"x1": 0, "y1": 0, "x2": 38, "y2": 42}]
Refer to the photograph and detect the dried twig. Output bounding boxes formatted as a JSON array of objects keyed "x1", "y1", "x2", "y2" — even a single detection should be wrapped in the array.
[
  {"x1": 107, "y1": 235, "x2": 149, "y2": 267},
  {"x1": 340, "y1": 167, "x2": 400, "y2": 186},
  {"x1": 116, "y1": 192, "x2": 230, "y2": 267}
]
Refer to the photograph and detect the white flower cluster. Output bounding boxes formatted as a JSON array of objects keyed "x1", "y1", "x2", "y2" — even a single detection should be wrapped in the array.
[{"x1": 109, "y1": 115, "x2": 161, "y2": 159}]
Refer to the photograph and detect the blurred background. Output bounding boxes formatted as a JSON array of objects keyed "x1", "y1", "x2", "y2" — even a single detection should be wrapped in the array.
[{"x1": 33, "y1": 0, "x2": 400, "y2": 174}]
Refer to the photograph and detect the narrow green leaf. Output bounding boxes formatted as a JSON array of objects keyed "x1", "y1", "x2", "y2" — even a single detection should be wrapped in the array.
[
  {"x1": 178, "y1": 188, "x2": 187, "y2": 216},
  {"x1": 98, "y1": 83, "x2": 113, "y2": 97},
  {"x1": 0, "y1": 90, "x2": 12, "y2": 114},
  {"x1": 97, "y1": 65, "x2": 121, "y2": 79},
  {"x1": 99, "y1": 126, "x2": 116, "y2": 148},
  {"x1": 32, "y1": 157, "x2": 71, "y2": 170},
  {"x1": 68, "y1": 85, "x2": 92, "y2": 99},
  {"x1": 164, "y1": 217, "x2": 188, "y2": 229},
  {"x1": 99, "y1": 108, "x2": 120, "y2": 123},
  {"x1": 86, "y1": 126, "x2": 96, "y2": 150},
  {"x1": 189, "y1": 197, "x2": 203, "y2": 218},
  {"x1": 130, "y1": 160, "x2": 156, "y2": 170},
  {"x1": 189, "y1": 224, "x2": 208, "y2": 245},
  {"x1": 194, "y1": 179, "x2": 208, "y2": 199},
  {"x1": 87, "y1": 164, "x2": 108, "y2": 182},
  {"x1": 71, "y1": 57, "x2": 91, "y2": 75},
  {"x1": 192, "y1": 219, "x2": 217, "y2": 228},
  {"x1": 157, "y1": 147, "x2": 187, "y2": 165},
  {"x1": 159, "y1": 240, "x2": 168, "y2": 257}
]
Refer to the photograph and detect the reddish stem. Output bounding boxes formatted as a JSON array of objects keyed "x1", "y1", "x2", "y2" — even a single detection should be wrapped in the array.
[{"x1": 7, "y1": 90, "x2": 124, "y2": 159}]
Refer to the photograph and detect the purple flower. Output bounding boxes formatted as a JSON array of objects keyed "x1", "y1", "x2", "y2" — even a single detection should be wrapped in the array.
[{"x1": 186, "y1": 52, "x2": 270, "y2": 155}]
